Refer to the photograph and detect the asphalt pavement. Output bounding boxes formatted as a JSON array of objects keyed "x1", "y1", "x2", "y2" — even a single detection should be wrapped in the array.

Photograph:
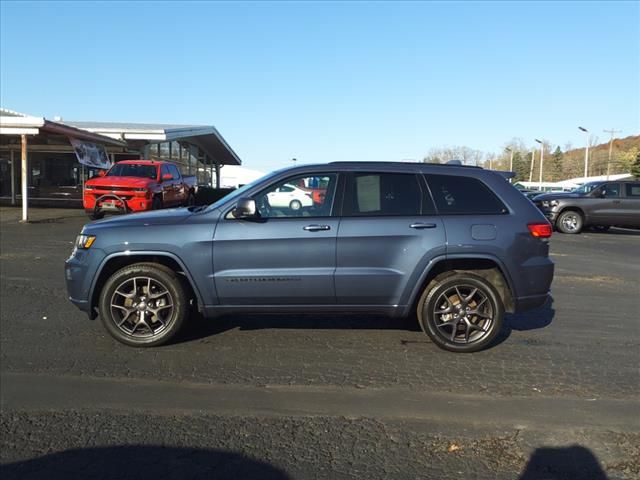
[{"x1": 1, "y1": 209, "x2": 639, "y2": 479}]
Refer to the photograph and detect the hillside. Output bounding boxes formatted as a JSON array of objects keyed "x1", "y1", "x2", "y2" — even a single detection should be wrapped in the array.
[{"x1": 489, "y1": 134, "x2": 639, "y2": 182}]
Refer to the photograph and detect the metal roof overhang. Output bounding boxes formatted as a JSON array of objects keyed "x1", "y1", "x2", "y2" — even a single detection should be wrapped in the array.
[
  {"x1": 68, "y1": 123, "x2": 241, "y2": 165},
  {"x1": 1, "y1": 114, "x2": 126, "y2": 147}
]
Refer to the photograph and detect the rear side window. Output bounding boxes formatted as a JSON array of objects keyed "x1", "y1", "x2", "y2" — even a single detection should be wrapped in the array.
[
  {"x1": 626, "y1": 183, "x2": 640, "y2": 197},
  {"x1": 426, "y1": 174, "x2": 508, "y2": 215},
  {"x1": 343, "y1": 173, "x2": 426, "y2": 216}
]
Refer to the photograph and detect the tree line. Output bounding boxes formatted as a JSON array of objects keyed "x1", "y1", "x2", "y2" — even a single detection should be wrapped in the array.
[{"x1": 423, "y1": 135, "x2": 640, "y2": 183}]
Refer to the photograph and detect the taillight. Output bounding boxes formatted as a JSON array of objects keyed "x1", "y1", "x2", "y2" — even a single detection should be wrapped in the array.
[{"x1": 528, "y1": 222, "x2": 552, "y2": 238}]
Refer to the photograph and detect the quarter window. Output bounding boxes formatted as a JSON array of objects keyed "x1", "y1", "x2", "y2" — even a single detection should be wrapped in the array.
[
  {"x1": 426, "y1": 174, "x2": 507, "y2": 215},
  {"x1": 342, "y1": 173, "x2": 426, "y2": 216}
]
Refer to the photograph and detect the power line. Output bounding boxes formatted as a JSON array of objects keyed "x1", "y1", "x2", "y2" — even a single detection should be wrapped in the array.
[{"x1": 603, "y1": 128, "x2": 622, "y2": 179}]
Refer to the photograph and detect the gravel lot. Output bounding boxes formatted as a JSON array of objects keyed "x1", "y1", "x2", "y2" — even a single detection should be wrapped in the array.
[{"x1": 1, "y1": 209, "x2": 639, "y2": 479}]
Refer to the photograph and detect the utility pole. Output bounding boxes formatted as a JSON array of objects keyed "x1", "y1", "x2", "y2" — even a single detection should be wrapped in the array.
[
  {"x1": 529, "y1": 149, "x2": 535, "y2": 183},
  {"x1": 535, "y1": 139, "x2": 544, "y2": 186},
  {"x1": 603, "y1": 128, "x2": 622, "y2": 179}
]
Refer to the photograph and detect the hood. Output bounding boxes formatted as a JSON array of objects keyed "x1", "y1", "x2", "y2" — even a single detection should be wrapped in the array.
[
  {"x1": 533, "y1": 192, "x2": 582, "y2": 201},
  {"x1": 86, "y1": 207, "x2": 192, "y2": 230},
  {"x1": 86, "y1": 176, "x2": 156, "y2": 189}
]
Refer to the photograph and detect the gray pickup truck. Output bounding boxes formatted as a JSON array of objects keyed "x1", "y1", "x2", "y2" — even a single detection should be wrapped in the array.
[{"x1": 533, "y1": 179, "x2": 640, "y2": 233}]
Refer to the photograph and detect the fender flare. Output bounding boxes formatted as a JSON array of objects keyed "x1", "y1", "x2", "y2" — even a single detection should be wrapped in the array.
[
  {"x1": 89, "y1": 250, "x2": 205, "y2": 314},
  {"x1": 405, "y1": 253, "x2": 517, "y2": 311}
]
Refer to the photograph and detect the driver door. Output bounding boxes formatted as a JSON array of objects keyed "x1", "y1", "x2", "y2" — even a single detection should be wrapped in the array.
[{"x1": 213, "y1": 173, "x2": 339, "y2": 305}]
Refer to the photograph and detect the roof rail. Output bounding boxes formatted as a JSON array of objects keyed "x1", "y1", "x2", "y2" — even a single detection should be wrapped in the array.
[{"x1": 328, "y1": 161, "x2": 481, "y2": 169}]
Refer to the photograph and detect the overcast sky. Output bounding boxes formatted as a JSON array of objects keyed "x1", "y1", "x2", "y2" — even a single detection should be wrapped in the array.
[{"x1": 1, "y1": 1, "x2": 638, "y2": 172}]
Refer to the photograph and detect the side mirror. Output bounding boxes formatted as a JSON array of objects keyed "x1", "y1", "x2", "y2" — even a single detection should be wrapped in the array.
[
  {"x1": 162, "y1": 173, "x2": 173, "y2": 181},
  {"x1": 233, "y1": 197, "x2": 258, "y2": 219},
  {"x1": 98, "y1": 170, "x2": 106, "y2": 177}
]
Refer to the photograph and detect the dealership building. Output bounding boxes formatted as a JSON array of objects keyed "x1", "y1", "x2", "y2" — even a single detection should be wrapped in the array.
[{"x1": 0, "y1": 108, "x2": 243, "y2": 217}]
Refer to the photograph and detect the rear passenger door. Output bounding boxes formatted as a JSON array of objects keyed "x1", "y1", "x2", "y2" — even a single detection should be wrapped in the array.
[
  {"x1": 425, "y1": 173, "x2": 511, "y2": 263},
  {"x1": 335, "y1": 172, "x2": 446, "y2": 306},
  {"x1": 589, "y1": 182, "x2": 623, "y2": 225},
  {"x1": 622, "y1": 182, "x2": 640, "y2": 227}
]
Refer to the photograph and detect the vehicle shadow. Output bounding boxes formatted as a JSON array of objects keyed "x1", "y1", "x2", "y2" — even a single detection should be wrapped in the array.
[
  {"x1": 518, "y1": 445, "x2": 608, "y2": 480},
  {"x1": 0, "y1": 445, "x2": 291, "y2": 480},
  {"x1": 175, "y1": 300, "x2": 555, "y2": 350},
  {"x1": 589, "y1": 227, "x2": 640, "y2": 236},
  {"x1": 492, "y1": 298, "x2": 555, "y2": 348},
  {"x1": 175, "y1": 312, "x2": 421, "y2": 344}
]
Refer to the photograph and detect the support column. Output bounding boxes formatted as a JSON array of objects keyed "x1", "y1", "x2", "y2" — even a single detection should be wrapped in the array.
[
  {"x1": 20, "y1": 134, "x2": 28, "y2": 223},
  {"x1": 215, "y1": 162, "x2": 221, "y2": 189},
  {"x1": 10, "y1": 149, "x2": 16, "y2": 205}
]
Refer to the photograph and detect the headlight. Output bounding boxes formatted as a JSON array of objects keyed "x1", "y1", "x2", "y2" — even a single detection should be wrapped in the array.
[
  {"x1": 75, "y1": 234, "x2": 96, "y2": 249},
  {"x1": 134, "y1": 188, "x2": 147, "y2": 192}
]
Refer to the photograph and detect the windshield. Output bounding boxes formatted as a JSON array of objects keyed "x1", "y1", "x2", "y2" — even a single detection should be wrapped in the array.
[
  {"x1": 203, "y1": 170, "x2": 283, "y2": 212},
  {"x1": 107, "y1": 164, "x2": 158, "y2": 179},
  {"x1": 571, "y1": 182, "x2": 601, "y2": 194}
]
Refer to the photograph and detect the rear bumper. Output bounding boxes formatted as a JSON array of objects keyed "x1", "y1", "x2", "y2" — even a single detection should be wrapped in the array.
[{"x1": 515, "y1": 292, "x2": 551, "y2": 312}]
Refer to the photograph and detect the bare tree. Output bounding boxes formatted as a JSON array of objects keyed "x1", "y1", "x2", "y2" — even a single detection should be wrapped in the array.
[{"x1": 423, "y1": 146, "x2": 485, "y2": 166}]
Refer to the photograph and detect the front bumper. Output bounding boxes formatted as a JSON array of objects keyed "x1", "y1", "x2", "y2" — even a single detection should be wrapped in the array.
[
  {"x1": 65, "y1": 248, "x2": 104, "y2": 318},
  {"x1": 84, "y1": 193, "x2": 152, "y2": 216}
]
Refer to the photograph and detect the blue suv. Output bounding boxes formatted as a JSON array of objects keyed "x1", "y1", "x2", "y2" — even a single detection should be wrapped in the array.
[{"x1": 65, "y1": 162, "x2": 554, "y2": 352}]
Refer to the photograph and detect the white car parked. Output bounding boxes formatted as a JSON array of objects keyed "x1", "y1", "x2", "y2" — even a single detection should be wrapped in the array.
[{"x1": 267, "y1": 184, "x2": 313, "y2": 210}]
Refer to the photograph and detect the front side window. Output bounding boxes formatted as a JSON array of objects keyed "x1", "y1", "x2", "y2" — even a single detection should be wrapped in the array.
[
  {"x1": 426, "y1": 174, "x2": 508, "y2": 215},
  {"x1": 255, "y1": 173, "x2": 338, "y2": 218},
  {"x1": 596, "y1": 183, "x2": 621, "y2": 198},
  {"x1": 342, "y1": 173, "x2": 424, "y2": 216},
  {"x1": 168, "y1": 164, "x2": 180, "y2": 179}
]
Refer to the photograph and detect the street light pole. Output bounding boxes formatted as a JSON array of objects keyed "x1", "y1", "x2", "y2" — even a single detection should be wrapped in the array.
[
  {"x1": 578, "y1": 127, "x2": 589, "y2": 178},
  {"x1": 535, "y1": 139, "x2": 544, "y2": 186}
]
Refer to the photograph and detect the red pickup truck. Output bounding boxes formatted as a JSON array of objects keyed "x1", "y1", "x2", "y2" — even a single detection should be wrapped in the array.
[{"x1": 83, "y1": 160, "x2": 197, "y2": 219}]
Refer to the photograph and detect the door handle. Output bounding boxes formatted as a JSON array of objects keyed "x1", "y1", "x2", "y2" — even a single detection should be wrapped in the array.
[
  {"x1": 410, "y1": 222, "x2": 437, "y2": 229},
  {"x1": 303, "y1": 224, "x2": 331, "y2": 232}
]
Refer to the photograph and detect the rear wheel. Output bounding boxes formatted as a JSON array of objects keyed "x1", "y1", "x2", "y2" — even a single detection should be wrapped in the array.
[
  {"x1": 185, "y1": 192, "x2": 196, "y2": 207},
  {"x1": 556, "y1": 210, "x2": 583, "y2": 234},
  {"x1": 417, "y1": 273, "x2": 503, "y2": 353},
  {"x1": 289, "y1": 199, "x2": 302, "y2": 211},
  {"x1": 98, "y1": 263, "x2": 188, "y2": 347}
]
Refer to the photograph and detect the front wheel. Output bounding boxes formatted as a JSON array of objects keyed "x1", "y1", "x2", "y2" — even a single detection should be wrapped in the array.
[
  {"x1": 417, "y1": 273, "x2": 504, "y2": 353},
  {"x1": 556, "y1": 210, "x2": 583, "y2": 234},
  {"x1": 152, "y1": 196, "x2": 163, "y2": 210},
  {"x1": 289, "y1": 199, "x2": 302, "y2": 211},
  {"x1": 98, "y1": 263, "x2": 188, "y2": 347}
]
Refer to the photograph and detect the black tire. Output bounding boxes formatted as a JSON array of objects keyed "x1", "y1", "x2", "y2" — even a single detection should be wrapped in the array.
[
  {"x1": 417, "y1": 272, "x2": 504, "y2": 353},
  {"x1": 98, "y1": 263, "x2": 188, "y2": 347},
  {"x1": 556, "y1": 210, "x2": 583, "y2": 234},
  {"x1": 152, "y1": 196, "x2": 163, "y2": 210},
  {"x1": 185, "y1": 192, "x2": 196, "y2": 207},
  {"x1": 88, "y1": 212, "x2": 104, "y2": 220},
  {"x1": 289, "y1": 199, "x2": 302, "y2": 211}
]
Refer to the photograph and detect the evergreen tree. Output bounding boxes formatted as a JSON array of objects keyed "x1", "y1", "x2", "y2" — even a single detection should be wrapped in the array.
[
  {"x1": 512, "y1": 151, "x2": 529, "y2": 182},
  {"x1": 631, "y1": 150, "x2": 640, "y2": 178},
  {"x1": 551, "y1": 146, "x2": 564, "y2": 181}
]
